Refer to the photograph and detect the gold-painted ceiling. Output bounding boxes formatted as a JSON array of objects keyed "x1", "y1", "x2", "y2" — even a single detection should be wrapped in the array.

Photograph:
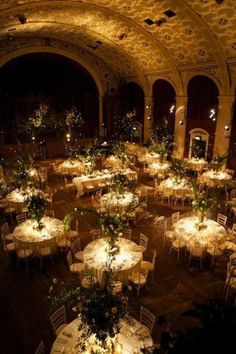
[{"x1": 0, "y1": 0, "x2": 235, "y2": 78}]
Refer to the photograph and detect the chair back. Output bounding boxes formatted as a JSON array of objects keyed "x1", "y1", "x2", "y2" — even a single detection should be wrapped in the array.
[
  {"x1": 38, "y1": 239, "x2": 54, "y2": 255},
  {"x1": 217, "y1": 213, "x2": 227, "y2": 226},
  {"x1": 190, "y1": 243, "x2": 205, "y2": 257},
  {"x1": 152, "y1": 250, "x2": 157, "y2": 267},
  {"x1": 112, "y1": 281, "x2": 123, "y2": 294},
  {"x1": 67, "y1": 251, "x2": 73, "y2": 267},
  {"x1": 230, "y1": 189, "x2": 236, "y2": 199},
  {"x1": 1, "y1": 234, "x2": 7, "y2": 250},
  {"x1": 122, "y1": 229, "x2": 132, "y2": 240},
  {"x1": 1, "y1": 222, "x2": 9, "y2": 236},
  {"x1": 140, "y1": 306, "x2": 156, "y2": 333},
  {"x1": 44, "y1": 210, "x2": 55, "y2": 218},
  {"x1": 71, "y1": 238, "x2": 81, "y2": 255},
  {"x1": 16, "y1": 212, "x2": 27, "y2": 225},
  {"x1": 172, "y1": 211, "x2": 180, "y2": 225},
  {"x1": 140, "y1": 233, "x2": 148, "y2": 251},
  {"x1": 232, "y1": 223, "x2": 236, "y2": 236},
  {"x1": 229, "y1": 253, "x2": 236, "y2": 267},
  {"x1": 35, "y1": 341, "x2": 45, "y2": 354},
  {"x1": 50, "y1": 305, "x2": 66, "y2": 335}
]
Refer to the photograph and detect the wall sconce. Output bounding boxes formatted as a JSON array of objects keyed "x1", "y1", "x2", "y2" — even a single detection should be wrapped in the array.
[
  {"x1": 146, "y1": 104, "x2": 151, "y2": 109},
  {"x1": 32, "y1": 136, "x2": 35, "y2": 141},
  {"x1": 179, "y1": 120, "x2": 184, "y2": 125},
  {"x1": 224, "y1": 125, "x2": 230, "y2": 131},
  {"x1": 147, "y1": 116, "x2": 151, "y2": 120},
  {"x1": 66, "y1": 133, "x2": 70, "y2": 142},
  {"x1": 170, "y1": 104, "x2": 175, "y2": 114}
]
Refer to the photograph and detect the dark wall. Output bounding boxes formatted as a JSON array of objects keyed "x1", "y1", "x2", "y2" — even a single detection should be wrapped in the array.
[
  {"x1": 0, "y1": 52, "x2": 99, "y2": 144},
  {"x1": 185, "y1": 75, "x2": 219, "y2": 159},
  {"x1": 152, "y1": 79, "x2": 176, "y2": 133},
  {"x1": 228, "y1": 94, "x2": 236, "y2": 168}
]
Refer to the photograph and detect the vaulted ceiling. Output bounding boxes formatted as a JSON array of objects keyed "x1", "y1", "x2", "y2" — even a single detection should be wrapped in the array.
[{"x1": 0, "y1": 0, "x2": 235, "y2": 91}]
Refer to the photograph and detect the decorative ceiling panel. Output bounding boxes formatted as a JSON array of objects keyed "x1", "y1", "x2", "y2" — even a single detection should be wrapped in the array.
[{"x1": 0, "y1": 0, "x2": 235, "y2": 77}]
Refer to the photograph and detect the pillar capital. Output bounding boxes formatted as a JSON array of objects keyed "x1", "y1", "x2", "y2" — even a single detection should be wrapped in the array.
[
  {"x1": 218, "y1": 95, "x2": 235, "y2": 103},
  {"x1": 175, "y1": 96, "x2": 188, "y2": 105}
]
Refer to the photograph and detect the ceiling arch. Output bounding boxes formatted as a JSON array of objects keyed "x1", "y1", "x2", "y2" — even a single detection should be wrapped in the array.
[{"x1": 0, "y1": 0, "x2": 235, "y2": 95}]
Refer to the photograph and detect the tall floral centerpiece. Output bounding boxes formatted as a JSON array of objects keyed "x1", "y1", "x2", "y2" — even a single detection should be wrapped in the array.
[
  {"x1": 211, "y1": 154, "x2": 228, "y2": 173},
  {"x1": 113, "y1": 143, "x2": 131, "y2": 170},
  {"x1": 64, "y1": 141, "x2": 81, "y2": 161},
  {"x1": 65, "y1": 107, "x2": 84, "y2": 134},
  {"x1": 99, "y1": 210, "x2": 130, "y2": 255},
  {"x1": 26, "y1": 191, "x2": 49, "y2": 230},
  {"x1": 48, "y1": 277, "x2": 126, "y2": 353},
  {"x1": 150, "y1": 119, "x2": 174, "y2": 162},
  {"x1": 15, "y1": 150, "x2": 34, "y2": 187},
  {"x1": 82, "y1": 142, "x2": 101, "y2": 176},
  {"x1": 110, "y1": 172, "x2": 136, "y2": 194},
  {"x1": 170, "y1": 158, "x2": 186, "y2": 184},
  {"x1": 191, "y1": 180, "x2": 218, "y2": 231}
]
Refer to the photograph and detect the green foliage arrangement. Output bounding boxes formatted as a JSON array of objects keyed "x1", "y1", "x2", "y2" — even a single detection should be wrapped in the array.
[
  {"x1": 110, "y1": 172, "x2": 136, "y2": 194},
  {"x1": 112, "y1": 143, "x2": 131, "y2": 169},
  {"x1": 112, "y1": 110, "x2": 136, "y2": 141},
  {"x1": 48, "y1": 277, "x2": 126, "y2": 352},
  {"x1": 191, "y1": 181, "x2": 218, "y2": 230},
  {"x1": 14, "y1": 150, "x2": 34, "y2": 187},
  {"x1": 64, "y1": 141, "x2": 81, "y2": 160},
  {"x1": 26, "y1": 191, "x2": 49, "y2": 229},
  {"x1": 170, "y1": 158, "x2": 186, "y2": 183},
  {"x1": 211, "y1": 154, "x2": 228, "y2": 172},
  {"x1": 150, "y1": 119, "x2": 174, "y2": 161},
  {"x1": 81, "y1": 141, "x2": 101, "y2": 175}
]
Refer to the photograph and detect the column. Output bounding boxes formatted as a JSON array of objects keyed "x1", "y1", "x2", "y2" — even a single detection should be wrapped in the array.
[
  {"x1": 173, "y1": 96, "x2": 188, "y2": 158},
  {"x1": 143, "y1": 96, "x2": 153, "y2": 143},
  {"x1": 98, "y1": 96, "x2": 104, "y2": 137},
  {"x1": 213, "y1": 95, "x2": 235, "y2": 157}
]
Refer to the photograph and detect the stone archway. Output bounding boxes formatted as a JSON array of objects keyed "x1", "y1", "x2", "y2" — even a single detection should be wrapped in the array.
[
  {"x1": 0, "y1": 46, "x2": 107, "y2": 139},
  {"x1": 186, "y1": 75, "x2": 219, "y2": 159}
]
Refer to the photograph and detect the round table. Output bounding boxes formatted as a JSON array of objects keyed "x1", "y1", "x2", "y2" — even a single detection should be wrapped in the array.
[
  {"x1": 200, "y1": 170, "x2": 232, "y2": 187},
  {"x1": 158, "y1": 177, "x2": 193, "y2": 198},
  {"x1": 100, "y1": 192, "x2": 139, "y2": 212},
  {"x1": 13, "y1": 216, "x2": 64, "y2": 253},
  {"x1": 142, "y1": 152, "x2": 160, "y2": 164},
  {"x1": 58, "y1": 159, "x2": 86, "y2": 175},
  {"x1": 83, "y1": 238, "x2": 143, "y2": 285},
  {"x1": 173, "y1": 216, "x2": 227, "y2": 248},
  {"x1": 6, "y1": 187, "x2": 40, "y2": 212},
  {"x1": 184, "y1": 158, "x2": 208, "y2": 171},
  {"x1": 50, "y1": 315, "x2": 153, "y2": 354},
  {"x1": 148, "y1": 162, "x2": 170, "y2": 177},
  {"x1": 104, "y1": 156, "x2": 123, "y2": 170}
]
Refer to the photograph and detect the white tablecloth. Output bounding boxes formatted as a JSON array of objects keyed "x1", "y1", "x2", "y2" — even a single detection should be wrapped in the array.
[
  {"x1": 83, "y1": 238, "x2": 142, "y2": 285},
  {"x1": 200, "y1": 170, "x2": 232, "y2": 187},
  {"x1": 50, "y1": 316, "x2": 153, "y2": 354},
  {"x1": 73, "y1": 170, "x2": 137, "y2": 197},
  {"x1": 173, "y1": 216, "x2": 227, "y2": 248},
  {"x1": 158, "y1": 177, "x2": 193, "y2": 198},
  {"x1": 104, "y1": 156, "x2": 123, "y2": 170},
  {"x1": 100, "y1": 192, "x2": 139, "y2": 212},
  {"x1": 58, "y1": 159, "x2": 86, "y2": 175},
  {"x1": 184, "y1": 158, "x2": 208, "y2": 171},
  {"x1": 6, "y1": 187, "x2": 40, "y2": 212},
  {"x1": 147, "y1": 162, "x2": 170, "y2": 177},
  {"x1": 13, "y1": 216, "x2": 64, "y2": 252},
  {"x1": 139, "y1": 152, "x2": 160, "y2": 164}
]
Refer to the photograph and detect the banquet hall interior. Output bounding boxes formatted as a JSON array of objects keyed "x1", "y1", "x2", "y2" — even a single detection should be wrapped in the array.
[{"x1": 1, "y1": 1, "x2": 236, "y2": 353}]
